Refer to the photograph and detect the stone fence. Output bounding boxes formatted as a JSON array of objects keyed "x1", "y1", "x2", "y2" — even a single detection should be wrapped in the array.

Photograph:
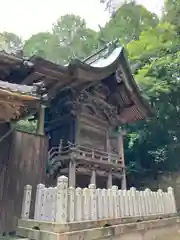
[{"x1": 21, "y1": 176, "x2": 177, "y2": 224}]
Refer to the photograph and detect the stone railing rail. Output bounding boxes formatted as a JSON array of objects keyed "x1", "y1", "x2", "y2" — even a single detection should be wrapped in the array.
[{"x1": 21, "y1": 176, "x2": 177, "y2": 224}]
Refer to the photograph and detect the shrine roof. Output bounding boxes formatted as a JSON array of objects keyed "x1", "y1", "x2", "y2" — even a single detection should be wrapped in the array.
[
  {"x1": 0, "y1": 79, "x2": 45, "y2": 122},
  {"x1": 0, "y1": 44, "x2": 152, "y2": 124}
]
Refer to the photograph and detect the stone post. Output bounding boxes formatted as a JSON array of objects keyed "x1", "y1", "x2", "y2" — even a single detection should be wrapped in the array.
[
  {"x1": 150, "y1": 191, "x2": 155, "y2": 215},
  {"x1": 123, "y1": 190, "x2": 129, "y2": 217},
  {"x1": 50, "y1": 187, "x2": 57, "y2": 222},
  {"x1": 68, "y1": 160, "x2": 76, "y2": 188},
  {"x1": 89, "y1": 184, "x2": 97, "y2": 221},
  {"x1": 34, "y1": 183, "x2": 45, "y2": 220},
  {"x1": 139, "y1": 191, "x2": 145, "y2": 216},
  {"x1": 163, "y1": 192, "x2": 169, "y2": 214},
  {"x1": 21, "y1": 184, "x2": 32, "y2": 219},
  {"x1": 112, "y1": 186, "x2": 119, "y2": 219},
  {"x1": 158, "y1": 189, "x2": 164, "y2": 215},
  {"x1": 118, "y1": 190, "x2": 125, "y2": 218},
  {"x1": 44, "y1": 187, "x2": 53, "y2": 221},
  {"x1": 145, "y1": 188, "x2": 151, "y2": 216},
  {"x1": 168, "y1": 187, "x2": 177, "y2": 214},
  {"x1": 68, "y1": 187, "x2": 75, "y2": 222},
  {"x1": 108, "y1": 188, "x2": 114, "y2": 218},
  {"x1": 96, "y1": 189, "x2": 103, "y2": 220},
  {"x1": 156, "y1": 190, "x2": 161, "y2": 215},
  {"x1": 127, "y1": 190, "x2": 133, "y2": 217},
  {"x1": 55, "y1": 176, "x2": 68, "y2": 223},
  {"x1": 102, "y1": 189, "x2": 108, "y2": 219},
  {"x1": 153, "y1": 192, "x2": 158, "y2": 215},
  {"x1": 130, "y1": 187, "x2": 138, "y2": 217},
  {"x1": 82, "y1": 187, "x2": 90, "y2": 221},
  {"x1": 75, "y1": 187, "x2": 82, "y2": 221},
  {"x1": 39, "y1": 187, "x2": 47, "y2": 221}
]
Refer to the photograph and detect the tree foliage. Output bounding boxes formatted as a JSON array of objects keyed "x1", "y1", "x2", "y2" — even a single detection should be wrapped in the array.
[
  {"x1": 0, "y1": 32, "x2": 22, "y2": 54},
  {"x1": 163, "y1": 0, "x2": 180, "y2": 35},
  {"x1": 52, "y1": 14, "x2": 98, "y2": 63},
  {"x1": 24, "y1": 14, "x2": 98, "y2": 64},
  {"x1": 125, "y1": 22, "x2": 180, "y2": 181},
  {"x1": 101, "y1": 1, "x2": 159, "y2": 43},
  {"x1": 23, "y1": 32, "x2": 55, "y2": 59}
]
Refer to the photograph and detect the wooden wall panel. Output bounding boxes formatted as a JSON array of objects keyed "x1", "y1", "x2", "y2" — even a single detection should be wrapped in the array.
[{"x1": 0, "y1": 130, "x2": 48, "y2": 233}]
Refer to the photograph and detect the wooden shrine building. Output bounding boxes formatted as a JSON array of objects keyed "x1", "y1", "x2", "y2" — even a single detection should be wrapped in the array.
[
  {"x1": 45, "y1": 45, "x2": 152, "y2": 188},
  {"x1": 0, "y1": 44, "x2": 152, "y2": 189}
]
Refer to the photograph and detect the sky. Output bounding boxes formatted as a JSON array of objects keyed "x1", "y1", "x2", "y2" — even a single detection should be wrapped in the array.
[{"x1": 0, "y1": 0, "x2": 164, "y2": 40}]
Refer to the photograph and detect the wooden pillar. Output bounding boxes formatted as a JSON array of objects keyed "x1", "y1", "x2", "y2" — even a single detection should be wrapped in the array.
[
  {"x1": 36, "y1": 104, "x2": 45, "y2": 135},
  {"x1": 90, "y1": 169, "x2": 96, "y2": 185},
  {"x1": 121, "y1": 169, "x2": 127, "y2": 190},
  {"x1": 118, "y1": 131, "x2": 127, "y2": 190},
  {"x1": 107, "y1": 171, "x2": 112, "y2": 189},
  {"x1": 68, "y1": 160, "x2": 76, "y2": 187},
  {"x1": 106, "y1": 130, "x2": 113, "y2": 189},
  {"x1": 106, "y1": 130, "x2": 111, "y2": 152}
]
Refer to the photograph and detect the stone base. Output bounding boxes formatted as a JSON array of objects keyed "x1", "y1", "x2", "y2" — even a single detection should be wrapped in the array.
[{"x1": 16, "y1": 215, "x2": 179, "y2": 240}]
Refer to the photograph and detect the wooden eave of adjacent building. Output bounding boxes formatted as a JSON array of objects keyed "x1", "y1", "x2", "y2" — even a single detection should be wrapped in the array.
[
  {"x1": 0, "y1": 46, "x2": 153, "y2": 124},
  {"x1": 0, "y1": 80, "x2": 42, "y2": 122}
]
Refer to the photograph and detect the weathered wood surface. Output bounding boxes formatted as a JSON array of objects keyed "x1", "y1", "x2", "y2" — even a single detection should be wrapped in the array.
[
  {"x1": 0, "y1": 80, "x2": 45, "y2": 123},
  {"x1": 0, "y1": 123, "x2": 12, "y2": 202},
  {"x1": 0, "y1": 130, "x2": 48, "y2": 233}
]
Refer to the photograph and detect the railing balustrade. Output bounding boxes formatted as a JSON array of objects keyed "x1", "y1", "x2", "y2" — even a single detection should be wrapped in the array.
[
  {"x1": 48, "y1": 143, "x2": 122, "y2": 166},
  {"x1": 21, "y1": 176, "x2": 177, "y2": 224}
]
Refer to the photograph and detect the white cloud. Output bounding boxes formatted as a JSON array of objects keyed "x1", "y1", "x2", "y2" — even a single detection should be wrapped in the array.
[{"x1": 0, "y1": 0, "x2": 164, "y2": 40}]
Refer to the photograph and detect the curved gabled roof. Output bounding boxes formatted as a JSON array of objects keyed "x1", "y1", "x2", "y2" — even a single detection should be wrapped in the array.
[
  {"x1": 67, "y1": 46, "x2": 152, "y2": 121},
  {"x1": 0, "y1": 44, "x2": 153, "y2": 123}
]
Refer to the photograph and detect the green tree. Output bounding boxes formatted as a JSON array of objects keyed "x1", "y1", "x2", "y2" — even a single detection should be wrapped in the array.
[
  {"x1": 100, "y1": 1, "x2": 159, "y2": 43},
  {"x1": 124, "y1": 22, "x2": 180, "y2": 183},
  {"x1": 52, "y1": 14, "x2": 98, "y2": 63},
  {"x1": 24, "y1": 14, "x2": 98, "y2": 65},
  {"x1": 0, "y1": 32, "x2": 22, "y2": 54},
  {"x1": 23, "y1": 32, "x2": 55, "y2": 59},
  {"x1": 163, "y1": 0, "x2": 180, "y2": 35}
]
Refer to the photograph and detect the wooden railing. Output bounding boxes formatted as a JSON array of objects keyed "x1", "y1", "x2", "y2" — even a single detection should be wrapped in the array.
[
  {"x1": 74, "y1": 145, "x2": 122, "y2": 165},
  {"x1": 48, "y1": 143, "x2": 122, "y2": 166}
]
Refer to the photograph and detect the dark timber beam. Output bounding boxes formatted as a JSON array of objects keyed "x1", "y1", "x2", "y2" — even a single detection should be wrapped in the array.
[
  {"x1": 90, "y1": 169, "x2": 96, "y2": 185},
  {"x1": 107, "y1": 170, "x2": 112, "y2": 189},
  {"x1": 118, "y1": 131, "x2": 127, "y2": 190},
  {"x1": 68, "y1": 159, "x2": 76, "y2": 187}
]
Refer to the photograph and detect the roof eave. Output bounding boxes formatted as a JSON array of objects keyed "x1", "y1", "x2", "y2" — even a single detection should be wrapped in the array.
[{"x1": 119, "y1": 48, "x2": 153, "y2": 119}]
